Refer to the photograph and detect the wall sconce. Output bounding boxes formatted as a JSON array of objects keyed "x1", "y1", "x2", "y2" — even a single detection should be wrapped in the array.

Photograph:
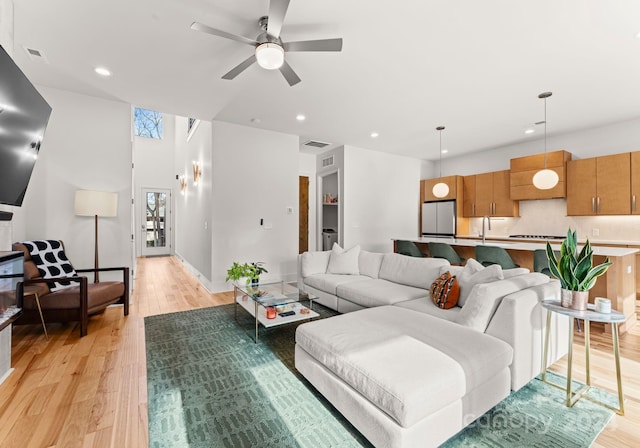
[
  {"x1": 179, "y1": 175, "x2": 187, "y2": 194},
  {"x1": 193, "y1": 161, "x2": 202, "y2": 186}
]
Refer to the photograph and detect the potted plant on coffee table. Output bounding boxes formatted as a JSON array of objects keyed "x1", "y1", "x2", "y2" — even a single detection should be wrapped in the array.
[
  {"x1": 546, "y1": 229, "x2": 612, "y2": 310},
  {"x1": 225, "y1": 262, "x2": 253, "y2": 286},
  {"x1": 225, "y1": 261, "x2": 268, "y2": 287},
  {"x1": 249, "y1": 262, "x2": 268, "y2": 287}
]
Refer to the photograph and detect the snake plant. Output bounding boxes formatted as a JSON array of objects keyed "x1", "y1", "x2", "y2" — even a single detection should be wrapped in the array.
[{"x1": 546, "y1": 229, "x2": 611, "y2": 291}]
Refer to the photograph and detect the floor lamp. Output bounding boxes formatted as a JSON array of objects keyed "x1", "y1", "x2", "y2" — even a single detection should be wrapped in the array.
[{"x1": 74, "y1": 190, "x2": 118, "y2": 283}]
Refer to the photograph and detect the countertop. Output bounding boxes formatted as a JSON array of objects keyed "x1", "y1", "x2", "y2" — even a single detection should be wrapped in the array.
[{"x1": 394, "y1": 237, "x2": 639, "y2": 257}]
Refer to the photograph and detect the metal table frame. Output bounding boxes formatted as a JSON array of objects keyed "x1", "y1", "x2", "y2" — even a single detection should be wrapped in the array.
[{"x1": 541, "y1": 299, "x2": 625, "y2": 415}]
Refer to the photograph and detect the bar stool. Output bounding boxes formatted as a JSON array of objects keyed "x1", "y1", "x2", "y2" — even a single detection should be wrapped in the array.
[
  {"x1": 534, "y1": 249, "x2": 553, "y2": 276},
  {"x1": 475, "y1": 245, "x2": 519, "y2": 269},
  {"x1": 395, "y1": 240, "x2": 425, "y2": 257},
  {"x1": 428, "y1": 242, "x2": 465, "y2": 265}
]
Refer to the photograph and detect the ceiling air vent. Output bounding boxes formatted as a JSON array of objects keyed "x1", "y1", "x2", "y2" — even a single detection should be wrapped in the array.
[
  {"x1": 23, "y1": 46, "x2": 49, "y2": 63},
  {"x1": 322, "y1": 155, "x2": 334, "y2": 168},
  {"x1": 303, "y1": 139, "x2": 330, "y2": 149}
]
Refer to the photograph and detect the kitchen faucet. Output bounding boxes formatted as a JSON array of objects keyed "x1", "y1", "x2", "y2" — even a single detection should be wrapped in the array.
[{"x1": 481, "y1": 216, "x2": 491, "y2": 244}]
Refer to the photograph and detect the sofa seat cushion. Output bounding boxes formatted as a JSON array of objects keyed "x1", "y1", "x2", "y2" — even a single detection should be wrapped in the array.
[
  {"x1": 296, "y1": 306, "x2": 513, "y2": 428},
  {"x1": 394, "y1": 297, "x2": 461, "y2": 322},
  {"x1": 303, "y1": 274, "x2": 372, "y2": 296},
  {"x1": 336, "y1": 279, "x2": 427, "y2": 307},
  {"x1": 379, "y1": 253, "x2": 449, "y2": 289}
]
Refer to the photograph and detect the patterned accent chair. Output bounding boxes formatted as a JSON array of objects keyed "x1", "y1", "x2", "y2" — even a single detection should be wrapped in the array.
[{"x1": 12, "y1": 240, "x2": 129, "y2": 337}]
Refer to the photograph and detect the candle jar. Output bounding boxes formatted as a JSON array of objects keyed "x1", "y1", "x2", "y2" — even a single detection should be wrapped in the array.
[{"x1": 266, "y1": 307, "x2": 277, "y2": 319}]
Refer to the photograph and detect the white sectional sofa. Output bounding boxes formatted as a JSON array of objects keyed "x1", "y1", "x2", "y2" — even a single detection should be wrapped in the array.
[{"x1": 295, "y1": 246, "x2": 569, "y2": 448}]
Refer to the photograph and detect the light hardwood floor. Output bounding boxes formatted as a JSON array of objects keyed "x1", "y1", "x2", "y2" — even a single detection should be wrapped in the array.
[{"x1": 0, "y1": 256, "x2": 638, "y2": 447}]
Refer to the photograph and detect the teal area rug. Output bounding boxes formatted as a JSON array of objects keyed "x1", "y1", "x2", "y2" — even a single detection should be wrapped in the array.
[{"x1": 145, "y1": 304, "x2": 615, "y2": 448}]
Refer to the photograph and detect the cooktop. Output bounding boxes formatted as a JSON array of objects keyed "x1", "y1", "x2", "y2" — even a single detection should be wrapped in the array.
[{"x1": 509, "y1": 234, "x2": 565, "y2": 240}]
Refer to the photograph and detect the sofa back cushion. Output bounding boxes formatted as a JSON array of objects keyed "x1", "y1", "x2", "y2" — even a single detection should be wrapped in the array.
[
  {"x1": 359, "y1": 250, "x2": 384, "y2": 279},
  {"x1": 327, "y1": 244, "x2": 361, "y2": 275},
  {"x1": 379, "y1": 253, "x2": 449, "y2": 289},
  {"x1": 456, "y1": 272, "x2": 550, "y2": 332},
  {"x1": 301, "y1": 250, "x2": 331, "y2": 278}
]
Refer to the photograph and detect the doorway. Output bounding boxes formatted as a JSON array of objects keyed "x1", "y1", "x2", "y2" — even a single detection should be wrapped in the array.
[
  {"x1": 299, "y1": 176, "x2": 309, "y2": 253},
  {"x1": 141, "y1": 188, "x2": 171, "y2": 256}
]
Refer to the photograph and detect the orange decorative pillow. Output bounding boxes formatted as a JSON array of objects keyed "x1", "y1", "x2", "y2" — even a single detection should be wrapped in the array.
[{"x1": 430, "y1": 272, "x2": 460, "y2": 309}]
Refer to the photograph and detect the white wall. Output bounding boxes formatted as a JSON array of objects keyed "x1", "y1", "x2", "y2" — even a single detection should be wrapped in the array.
[
  {"x1": 441, "y1": 117, "x2": 640, "y2": 176},
  {"x1": 173, "y1": 117, "x2": 213, "y2": 286},
  {"x1": 299, "y1": 152, "x2": 317, "y2": 252},
  {"x1": 343, "y1": 145, "x2": 421, "y2": 252},
  {"x1": 133, "y1": 112, "x2": 176, "y2": 256},
  {"x1": 0, "y1": 0, "x2": 13, "y2": 56},
  {"x1": 0, "y1": 0, "x2": 16, "y2": 250},
  {"x1": 441, "y1": 117, "x2": 640, "y2": 242},
  {"x1": 210, "y1": 121, "x2": 299, "y2": 292},
  {"x1": 20, "y1": 86, "x2": 132, "y2": 276}
]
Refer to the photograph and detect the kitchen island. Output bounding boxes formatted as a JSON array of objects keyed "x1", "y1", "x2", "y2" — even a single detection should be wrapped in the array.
[{"x1": 393, "y1": 236, "x2": 638, "y2": 333}]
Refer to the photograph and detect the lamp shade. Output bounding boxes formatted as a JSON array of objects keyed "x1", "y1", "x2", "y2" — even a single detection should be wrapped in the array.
[
  {"x1": 255, "y1": 43, "x2": 284, "y2": 70},
  {"x1": 532, "y1": 169, "x2": 559, "y2": 190},
  {"x1": 432, "y1": 182, "x2": 450, "y2": 198},
  {"x1": 74, "y1": 190, "x2": 118, "y2": 217}
]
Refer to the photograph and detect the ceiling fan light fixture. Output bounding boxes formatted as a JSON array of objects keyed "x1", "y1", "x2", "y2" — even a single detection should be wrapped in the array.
[{"x1": 255, "y1": 43, "x2": 284, "y2": 70}]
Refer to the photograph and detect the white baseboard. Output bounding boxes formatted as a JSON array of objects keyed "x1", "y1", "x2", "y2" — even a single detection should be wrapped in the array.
[{"x1": 174, "y1": 252, "x2": 214, "y2": 293}]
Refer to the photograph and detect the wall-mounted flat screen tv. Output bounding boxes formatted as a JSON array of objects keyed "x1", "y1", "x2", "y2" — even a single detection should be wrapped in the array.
[{"x1": 0, "y1": 45, "x2": 52, "y2": 206}]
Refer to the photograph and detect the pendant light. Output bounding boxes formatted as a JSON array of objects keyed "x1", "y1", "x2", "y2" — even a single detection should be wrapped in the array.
[
  {"x1": 432, "y1": 126, "x2": 449, "y2": 198},
  {"x1": 532, "y1": 92, "x2": 559, "y2": 190}
]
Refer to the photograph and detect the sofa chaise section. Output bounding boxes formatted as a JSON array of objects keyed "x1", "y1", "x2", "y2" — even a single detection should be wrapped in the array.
[{"x1": 295, "y1": 306, "x2": 513, "y2": 448}]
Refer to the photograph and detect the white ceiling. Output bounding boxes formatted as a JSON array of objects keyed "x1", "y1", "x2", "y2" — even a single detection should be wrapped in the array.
[{"x1": 10, "y1": 0, "x2": 640, "y2": 160}]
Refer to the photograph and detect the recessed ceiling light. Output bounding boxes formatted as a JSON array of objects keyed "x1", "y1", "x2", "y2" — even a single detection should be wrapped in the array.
[
  {"x1": 296, "y1": 114, "x2": 306, "y2": 121},
  {"x1": 636, "y1": 31, "x2": 640, "y2": 39},
  {"x1": 524, "y1": 129, "x2": 535, "y2": 134},
  {"x1": 441, "y1": 149, "x2": 448, "y2": 154},
  {"x1": 94, "y1": 67, "x2": 111, "y2": 77},
  {"x1": 370, "y1": 132, "x2": 379, "y2": 138}
]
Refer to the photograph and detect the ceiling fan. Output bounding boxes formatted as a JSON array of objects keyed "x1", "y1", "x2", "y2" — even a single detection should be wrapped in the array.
[{"x1": 191, "y1": 0, "x2": 343, "y2": 86}]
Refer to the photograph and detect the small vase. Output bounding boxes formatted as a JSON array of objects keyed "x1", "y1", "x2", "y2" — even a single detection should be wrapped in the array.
[
  {"x1": 561, "y1": 288, "x2": 573, "y2": 308},
  {"x1": 570, "y1": 290, "x2": 589, "y2": 311}
]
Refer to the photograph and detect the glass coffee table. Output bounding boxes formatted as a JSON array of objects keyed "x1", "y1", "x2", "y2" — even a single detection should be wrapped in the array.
[{"x1": 233, "y1": 280, "x2": 319, "y2": 343}]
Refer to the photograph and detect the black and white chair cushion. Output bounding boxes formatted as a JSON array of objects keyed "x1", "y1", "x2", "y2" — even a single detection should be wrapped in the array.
[{"x1": 21, "y1": 240, "x2": 79, "y2": 292}]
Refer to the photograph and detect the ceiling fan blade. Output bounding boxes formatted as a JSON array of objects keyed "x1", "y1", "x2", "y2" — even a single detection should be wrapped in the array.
[
  {"x1": 267, "y1": 0, "x2": 290, "y2": 38},
  {"x1": 283, "y1": 38, "x2": 343, "y2": 52},
  {"x1": 191, "y1": 22, "x2": 257, "y2": 47},
  {"x1": 279, "y1": 60, "x2": 301, "y2": 86},
  {"x1": 222, "y1": 55, "x2": 257, "y2": 80}
]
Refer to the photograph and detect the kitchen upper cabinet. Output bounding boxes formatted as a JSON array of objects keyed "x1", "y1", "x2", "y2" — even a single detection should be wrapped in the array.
[
  {"x1": 463, "y1": 175, "x2": 476, "y2": 217},
  {"x1": 510, "y1": 150, "x2": 571, "y2": 200},
  {"x1": 567, "y1": 153, "x2": 630, "y2": 215},
  {"x1": 463, "y1": 170, "x2": 518, "y2": 217},
  {"x1": 631, "y1": 152, "x2": 640, "y2": 215},
  {"x1": 422, "y1": 175, "x2": 458, "y2": 201}
]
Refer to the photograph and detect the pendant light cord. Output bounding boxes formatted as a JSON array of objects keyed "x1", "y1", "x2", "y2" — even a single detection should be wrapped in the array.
[
  {"x1": 439, "y1": 130, "x2": 443, "y2": 177},
  {"x1": 544, "y1": 96, "x2": 547, "y2": 169}
]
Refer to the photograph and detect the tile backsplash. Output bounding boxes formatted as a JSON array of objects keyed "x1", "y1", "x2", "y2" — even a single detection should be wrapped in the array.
[{"x1": 469, "y1": 199, "x2": 640, "y2": 244}]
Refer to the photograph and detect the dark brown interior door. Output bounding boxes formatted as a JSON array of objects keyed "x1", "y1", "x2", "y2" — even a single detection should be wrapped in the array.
[{"x1": 299, "y1": 176, "x2": 309, "y2": 254}]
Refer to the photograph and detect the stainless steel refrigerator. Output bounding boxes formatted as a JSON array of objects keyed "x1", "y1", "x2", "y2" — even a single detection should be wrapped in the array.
[{"x1": 421, "y1": 200, "x2": 456, "y2": 237}]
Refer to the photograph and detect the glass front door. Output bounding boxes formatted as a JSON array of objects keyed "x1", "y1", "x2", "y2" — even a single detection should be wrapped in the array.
[{"x1": 141, "y1": 188, "x2": 171, "y2": 256}]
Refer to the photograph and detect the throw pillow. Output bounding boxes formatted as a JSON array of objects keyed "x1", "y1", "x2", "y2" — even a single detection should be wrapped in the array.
[
  {"x1": 327, "y1": 243, "x2": 361, "y2": 275},
  {"x1": 21, "y1": 240, "x2": 78, "y2": 292},
  {"x1": 430, "y1": 272, "x2": 460, "y2": 309},
  {"x1": 301, "y1": 250, "x2": 332, "y2": 277},
  {"x1": 456, "y1": 258, "x2": 504, "y2": 307}
]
